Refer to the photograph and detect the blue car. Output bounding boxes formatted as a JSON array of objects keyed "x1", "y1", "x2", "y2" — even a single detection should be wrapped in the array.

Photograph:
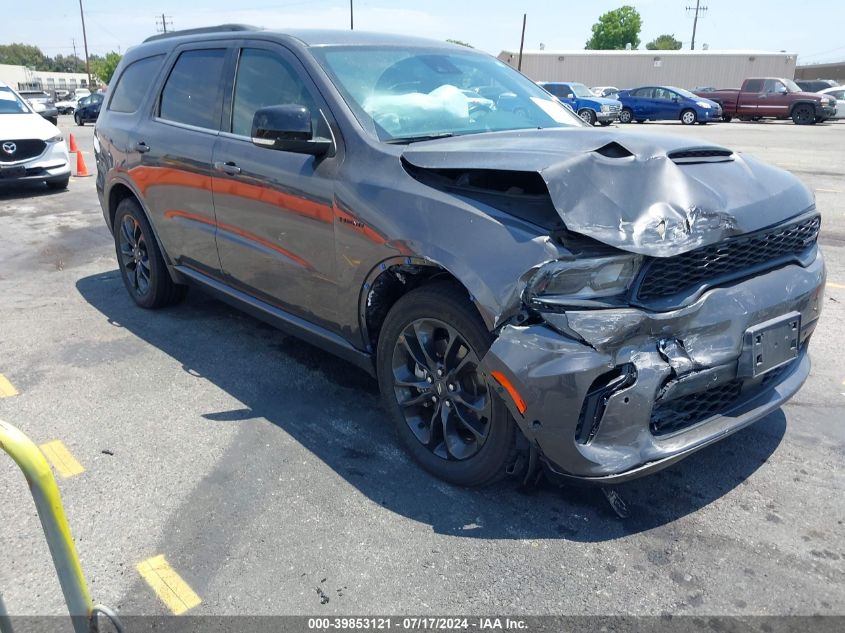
[
  {"x1": 617, "y1": 86, "x2": 722, "y2": 125},
  {"x1": 74, "y1": 93, "x2": 104, "y2": 126},
  {"x1": 538, "y1": 81, "x2": 621, "y2": 126}
]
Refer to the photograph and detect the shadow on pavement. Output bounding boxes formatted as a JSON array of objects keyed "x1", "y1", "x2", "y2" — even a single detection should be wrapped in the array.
[{"x1": 76, "y1": 271, "x2": 785, "y2": 542}]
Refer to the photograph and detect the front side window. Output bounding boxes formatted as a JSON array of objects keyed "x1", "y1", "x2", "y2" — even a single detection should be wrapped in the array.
[
  {"x1": 568, "y1": 83, "x2": 593, "y2": 98},
  {"x1": 230, "y1": 48, "x2": 322, "y2": 138},
  {"x1": 763, "y1": 79, "x2": 785, "y2": 93},
  {"x1": 109, "y1": 55, "x2": 164, "y2": 114},
  {"x1": 310, "y1": 46, "x2": 582, "y2": 142},
  {"x1": 159, "y1": 49, "x2": 226, "y2": 129}
]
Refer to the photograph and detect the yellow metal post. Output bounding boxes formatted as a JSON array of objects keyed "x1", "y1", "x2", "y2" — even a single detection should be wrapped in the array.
[{"x1": 0, "y1": 419, "x2": 93, "y2": 633}]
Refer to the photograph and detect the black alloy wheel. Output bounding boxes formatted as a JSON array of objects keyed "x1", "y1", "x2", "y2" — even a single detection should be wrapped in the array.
[
  {"x1": 391, "y1": 317, "x2": 493, "y2": 461},
  {"x1": 377, "y1": 282, "x2": 515, "y2": 486},
  {"x1": 118, "y1": 214, "x2": 152, "y2": 298}
]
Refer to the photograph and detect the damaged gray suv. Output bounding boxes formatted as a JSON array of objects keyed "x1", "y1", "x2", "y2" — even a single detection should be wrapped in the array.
[{"x1": 95, "y1": 27, "x2": 826, "y2": 487}]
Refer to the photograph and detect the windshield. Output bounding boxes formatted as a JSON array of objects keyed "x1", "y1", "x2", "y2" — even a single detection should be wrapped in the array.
[
  {"x1": 668, "y1": 87, "x2": 699, "y2": 100},
  {"x1": 783, "y1": 79, "x2": 801, "y2": 92},
  {"x1": 310, "y1": 46, "x2": 583, "y2": 142},
  {"x1": 0, "y1": 87, "x2": 31, "y2": 114},
  {"x1": 569, "y1": 83, "x2": 594, "y2": 98}
]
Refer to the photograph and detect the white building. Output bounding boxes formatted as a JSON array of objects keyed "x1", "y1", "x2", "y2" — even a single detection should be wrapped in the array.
[
  {"x1": 0, "y1": 63, "x2": 90, "y2": 94},
  {"x1": 497, "y1": 49, "x2": 798, "y2": 90}
]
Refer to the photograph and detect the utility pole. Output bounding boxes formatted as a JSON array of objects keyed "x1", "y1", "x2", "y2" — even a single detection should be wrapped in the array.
[
  {"x1": 686, "y1": 0, "x2": 708, "y2": 50},
  {"x1": 517, "y1": 13, "x2": 526, "y2": 72},
  {"x1": 156, "y1": 14, "x2": 173, "y2": 33},
  {"x1": 349, "y1": 0, "x2": 354, "y2": 30},
  {"x1": 78, "y1": 0, "x2": 92, "y2": 89}
]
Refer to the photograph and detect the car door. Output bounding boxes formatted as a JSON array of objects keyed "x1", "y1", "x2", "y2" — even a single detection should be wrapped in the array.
[
  {"x1": 129, "y1": 44, "x2": 233, "y2": 275},
  {"x1": 651, "y1": 88, "x2": 677, "y2": 119},
  {"x1": 211, "y1": 43, "x2": 339, "y2": 328},
  {"x1": 85, "y1": 93, "x2": 104, "y2": 122},
  {"x1": 557, "y1": 84, "x2": 577, "y2": 110},
  {"x1": 759, "y1": 79, "x2": 791, "y2": 117},
  {"x1": 630, "y1": 87, "x2": 653, "y2": 118}
]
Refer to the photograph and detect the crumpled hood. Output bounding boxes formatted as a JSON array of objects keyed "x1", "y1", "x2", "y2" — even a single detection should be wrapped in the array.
[{"x1": 401, "y1": 128, "x2": 814, "y2": 257}]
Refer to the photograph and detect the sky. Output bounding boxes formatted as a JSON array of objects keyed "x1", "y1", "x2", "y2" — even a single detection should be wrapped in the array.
[{"x1": 5, "y1": 0, "x2": 845, "y2": 65}]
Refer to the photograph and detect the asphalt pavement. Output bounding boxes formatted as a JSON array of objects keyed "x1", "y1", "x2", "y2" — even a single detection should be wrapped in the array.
[{"x1": 0, "y1": 116, "x2": 843, "y2": 619}]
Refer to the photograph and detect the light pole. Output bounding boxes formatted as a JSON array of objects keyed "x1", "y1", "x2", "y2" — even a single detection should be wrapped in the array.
[{"x1": 78, "y1": 0, "x2": 92, "y2": 88}]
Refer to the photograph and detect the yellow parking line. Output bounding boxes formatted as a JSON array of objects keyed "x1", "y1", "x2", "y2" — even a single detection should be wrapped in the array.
[
  {"x1": 828, "y1": 282, "x2": 845, "y2": 289},
  {"x1": 0, "y1": 374, "x2": 18, "y2": 398},
  {"x1": 137, "y1": 555, "x2": 201, "y2": 615},
  {"x1": 39, "y1": 440, "x2": 85, "y2": 478}
]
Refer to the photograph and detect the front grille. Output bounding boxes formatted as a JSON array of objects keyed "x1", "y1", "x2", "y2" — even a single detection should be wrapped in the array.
[
  {"x1": 635, "y1": 215, "x2": 820, "y2": 303},
  {"x1": 0, "y1": 139, "x2": 46, "y2": 163},
  {"x1": 650, "y1": 362, "x2": 793, "y2": 436},
  {"x1": 608, "y1": 104, "x2": 622, "y2": 113}
]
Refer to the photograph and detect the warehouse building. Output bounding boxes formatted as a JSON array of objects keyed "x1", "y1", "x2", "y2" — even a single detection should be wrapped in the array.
[
  {"x1": 794, "y1": 61, "x2": 845, "y2": 84},
  {"x1": 0, "y1": 63, "x2": 90, "y2": 93},
  {"x1": 497, "y1": 49, "x2": 797, "y2": 90}
]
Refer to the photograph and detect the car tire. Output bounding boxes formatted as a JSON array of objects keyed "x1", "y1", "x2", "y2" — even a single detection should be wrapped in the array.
[
  {"x1": 619, "y1": 108, "x2": 633, "y2": 124},
  {"x1": 791, "y1": 105, "x2": 815, "y2": 125},
  {"x1": 376, "y1": 281, "x2": 516, "y2": 487},
  {"x1": 113, "y1": 197, "x2": 187, "y2": 309},
  {"x1": 681, "y1": 109, "x2": 697, "y2": 125},
  {"x1": 598, "y1": 121, "x2": 611, "y2": 126},
  {"x1": 722, "y1": 115, "x2": 733, "y2": 122},
  {"x1": 578, "y1": 109, "x2": 597, "y2": 125},
  {"x1": 48, "y1": 117, "x2": 58, "y2": 126},
  {"x1": 74, "y1": 113, "x2": 83, "y2": 126},
  {"x1": 46, "y1": 176, "x2": 69, "y2": 190}
]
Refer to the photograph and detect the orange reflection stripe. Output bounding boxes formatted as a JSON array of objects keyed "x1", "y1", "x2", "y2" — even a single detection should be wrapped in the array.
[{"x1": 164, "y1": 209, "x2": 313, "y2": 271}]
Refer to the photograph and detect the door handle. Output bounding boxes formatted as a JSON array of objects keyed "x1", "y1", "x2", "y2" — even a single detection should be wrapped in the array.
[
  {"x1": 213, "y1": 161, "x2": 241, "y2": 175},
  {"x1": 134, "y1": 142, "x2": 150, "y2": 153}
]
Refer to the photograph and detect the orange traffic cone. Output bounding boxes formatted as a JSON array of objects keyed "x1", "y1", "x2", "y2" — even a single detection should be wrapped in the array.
[
  {"x1": 75, "y1": 150, "x2": 91, "y2": 177},
  {"x1": 68, "y1": 133, "x2": 79, "y2": 153}
]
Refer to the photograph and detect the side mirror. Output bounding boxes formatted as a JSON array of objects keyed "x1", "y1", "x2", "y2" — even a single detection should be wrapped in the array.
[
  {"x1": 671, "y1": 96, "x2": 680, "y2": 102},
  {"x1": 251, "y1": 104, "x2": 332, "y2": 156},
  {"x1": 566, "y1": 93, "x2": 575, "y2": 99},
  {"x1": 776, "y1": 85, "x2": 788, "y2": 94}
]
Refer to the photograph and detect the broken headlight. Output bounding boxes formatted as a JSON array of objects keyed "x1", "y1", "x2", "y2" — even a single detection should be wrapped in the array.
[{"x1": 524, "y1": 254, "x2": 642, "y2": 305}]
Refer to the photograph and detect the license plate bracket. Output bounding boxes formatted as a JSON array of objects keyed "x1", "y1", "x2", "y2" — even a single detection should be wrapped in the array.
[
  {"x1": 0, "y1": 165, "x2": 26, "y2": 179},
  {"x1": 739, "y1": 311, "x2": 801, "y2": 378}
]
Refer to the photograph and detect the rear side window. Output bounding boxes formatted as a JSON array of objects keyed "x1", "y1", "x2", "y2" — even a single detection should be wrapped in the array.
[
  {"x1": 159, "y1": 49, "x2": 226, "y2": 129},
  {"x1": 744, "y1": 79, "x2": 764, "y2": 92},
  {"x1": 109, "y1": 55, "x2": 164, "y2": 113}
]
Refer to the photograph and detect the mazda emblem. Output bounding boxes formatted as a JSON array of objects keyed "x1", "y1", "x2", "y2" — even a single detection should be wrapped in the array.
[{"x1": 1, "y1": 142, "x2": 16, "y2": 155}]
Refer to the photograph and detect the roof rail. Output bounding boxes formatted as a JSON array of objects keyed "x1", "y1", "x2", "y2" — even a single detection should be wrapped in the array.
[{"x1": 143, "y1": 24, "x2": 260, "y2": 43}]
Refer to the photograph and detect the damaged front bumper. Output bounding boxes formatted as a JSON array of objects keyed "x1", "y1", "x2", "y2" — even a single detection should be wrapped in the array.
[{"x1": 481, "y1": 251, "x2": 825, "y2": 482}]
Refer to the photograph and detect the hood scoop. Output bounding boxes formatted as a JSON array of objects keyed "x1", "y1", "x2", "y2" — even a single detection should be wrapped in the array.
[
  {"x1": 667, "y1": 146, "x2": 734, "y2": 164},
  {"x1": 594, "y1": 141, "x2": 634, "y2": 159}
]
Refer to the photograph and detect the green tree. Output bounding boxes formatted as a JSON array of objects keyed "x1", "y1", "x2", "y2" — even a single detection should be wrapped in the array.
[
  {"x1": 585, "y1": 5, "x2": 642, "y2": 50},
  {"x1": 646, "y1": 34, "x2": 683, "y2": 50},
  {"x1": 91, "y1": 51, "x2": 122, "y2": 84},
  {"x1": 49, "y1": 54, "x2": 86, "y2": 73},
  {"x1": 0, "y1": 43, "x2": 50, "y2": 69},
  {"x1": 446, "y1": 39, "x2": 473, "y2": 48}
]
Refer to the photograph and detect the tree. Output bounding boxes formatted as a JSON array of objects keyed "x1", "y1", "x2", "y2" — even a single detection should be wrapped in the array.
[
  {"x1": 446, "y1": 39, "x2": 473, "y2": 48},
  {"x1": 91, "y1": 51, "x2": 122, "y2": 84},
  {"x1": 0, "y1": 43, "x2": 50, "y2": 69},
  {"x1": 646, "y1": 34, "x2": 683, "y2": 50},
  {"x1": 585, "y1": 5, "x2": 642, "y2": 50}
]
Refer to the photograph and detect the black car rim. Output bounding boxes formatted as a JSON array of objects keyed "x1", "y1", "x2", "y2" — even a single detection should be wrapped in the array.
[
  {"x1": 118, "y1": 215, "x2": 151, "y2": 296},
  {"x1": 391, "y1": 318, "x2": 492, "y2": 461}
]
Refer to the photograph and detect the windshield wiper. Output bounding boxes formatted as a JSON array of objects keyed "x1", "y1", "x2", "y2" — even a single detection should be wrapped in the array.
[{"x1": 384, "y1": 132, "x2": 456, "y2": 144}]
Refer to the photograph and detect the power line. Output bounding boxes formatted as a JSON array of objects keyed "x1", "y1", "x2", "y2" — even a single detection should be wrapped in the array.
[
  {"x1": 686, "y1": 1, "x2": 708, "y2": 51},
  {"x1": 156, "y1": 14, "x2": 173, "y2": 34}
]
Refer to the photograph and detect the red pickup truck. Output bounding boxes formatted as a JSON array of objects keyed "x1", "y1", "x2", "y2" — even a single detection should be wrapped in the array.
[{"x1": 696, "y1": 77, "x2": 837, "y2": 125}]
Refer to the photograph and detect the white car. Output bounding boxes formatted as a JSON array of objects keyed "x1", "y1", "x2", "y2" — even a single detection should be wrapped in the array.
[
  {"x1": 818, "y1": 85, "x2": 844, "y2": 119},
  {"x1": 0, "y1": 81, "x2": 71, "y2": 189},
  {"x1": 55, "y1": 96, "x2": 79, "y2": 114},
  {"x1": 591, "y1": 86, "x2": 620, "y2": 99}
]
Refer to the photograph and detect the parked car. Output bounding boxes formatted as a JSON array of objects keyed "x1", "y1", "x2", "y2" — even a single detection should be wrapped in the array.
[
  {"x1": 591, "y1": 86, "x2": 620, "y2": 99},
  {"x1": 18, "y1": 89, "x2": 59, "y2": 125},
  {"x1": 538, "y1": 81, "x2": 621, "y2": 125},
  {"x1": 617, "y1": 86, "x2": 722, "y2": 125},
  {"x1": 795, "y1": 79, "x2": 838, "y2": 93},
  {"x1": 95, "y1": 26, "x2": 824, "y2": 487},
  {"x1": 696, "y1": 78, "x2": 837, "y2": 124},
  {"x1": 0, "y1": 81, "x2": 70, "y2": 189},
  {"x1": 55, "y1": 96, "x2": 79, "y2": 114},
  {"x1": 818, "y1": 85, "x2": 844, "y2": 119},
  {"x1": 74, "y1": 93, "x2": 104, "y2": 125}
]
